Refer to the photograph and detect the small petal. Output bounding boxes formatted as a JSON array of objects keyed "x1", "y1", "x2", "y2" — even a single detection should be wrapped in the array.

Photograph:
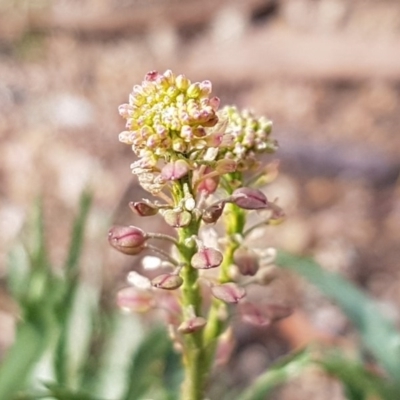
[
  {"x1": 211, "y1": 283, "x2": 246, "y2": 303},
  {"x1": 191, "y1": 247, "x2": 223, "y2": 269},
  {"x1": 161, "y1": 159, "x2": 190, "y2": 181}
]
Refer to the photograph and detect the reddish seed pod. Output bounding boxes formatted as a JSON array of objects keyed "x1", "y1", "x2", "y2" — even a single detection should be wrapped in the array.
[
  {"x1": 108, "y1": 225, "x2": 147, "y2": 255},
  {"x1": 231, "y1": 187, "x2": 269, "y2": 210},
  {"x1": 152, "y1": 273, "x2": 183, "y2": 290},
  {"x1": 234, "y1": 248, "x2": 260, "y2": 276},
  {"x1": 191, "y1": 247, "x2": 223, "y2": 269},
  {"x1": 211, "y1": 283, "x2": 246, "y2": 303},
  {"x1": 129, "y1": 201, "x2": 159, "y2": 217},
  {"x1": 202, "y1": 202, "x2": 225, "y2": 224}
]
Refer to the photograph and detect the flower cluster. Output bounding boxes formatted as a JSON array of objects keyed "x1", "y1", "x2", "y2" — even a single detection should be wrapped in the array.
[
  {"x1": 111, "y1": 70, "x2": 288, "y2": 399},
  {"x1": 118, "y1": 70, "x2": 221, "y2": 168},
  {"x1": 118, "y1": 70, "x2": 277, "y2": 198},
  {"x1": 221, "y1": 105, "x2": 278, "y2": 170}
]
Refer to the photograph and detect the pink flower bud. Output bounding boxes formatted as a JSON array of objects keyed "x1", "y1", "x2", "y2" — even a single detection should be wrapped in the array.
[
  {"x1": 129, "y1": 201, "x2": 158, "y2": 217},
  {"x1": 239, "y1": 302, "x2": 270, "y2": 326},
  {"x1": 197, "y1": 175, "x2": 219, "y2": 195},
  {"x1": 152, "y1": 273, "x2": 183, "y2": 290},
  {"x1": 161, "y1": 160, "x2": 190, "y2": 181},
  {"x1": 178, "y1": 316, "x2": 207, "y2": 334},
  {"x1": 175, "y1": 74, "x2": 190, "y2": 91},
  {"x1": 215, "y1": 329, "x2": 235, "y2": 366},
  {"x1": 145, "y1": 70, "x2": 161, "y2": 81},
  {"x1": 163, "y1": 209, "x2": 192, "y2": 228},
  {"x1": 211, "y1": 283, "x2": 246, "y2": 303},
  {"x1": 117, "y1": 287, "x2": 154, "y2": 313},
  {"x1": 191, "y1": 247, "x2": 223, "y2": 269},
  {"x1": 202, "y1": 203, "x2": 225, "y2": 224},
  {"x1": 209, "y1": 96, "x2": 220, "y2": 111},
  {"x1": 108, "y1": 225, "x2": 147, "y2": 255},
  {"x1": 187, "y1": 82, "x2": 201, "y2": 98},
  {"x1": 231, "y1": 187, "x2": 269, "y2": 210},
  {"x1": 234, "y1": 248, "x2": 260, "y2": 276},
  {"x1": 239, "y1": 302, "x2": 292, "y2": 326}
]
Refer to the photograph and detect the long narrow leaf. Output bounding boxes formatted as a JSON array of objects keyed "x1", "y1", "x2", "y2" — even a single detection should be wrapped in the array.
[
  {"x1": 55, "y1": 190, "x2": 93, "y2": 387},
  {"x1": 64, "y1": 190, "x2": 93, "y2": 275},
  {"x1": 237, "y1": 350, "x2": 311, "y2": 400},
  {"x1": 316, "y1": 352, "x2": 396, "y2": 400},
  {"x1": 0, "y1": 321, "x2": 48, "y2": 399},
  {"x1": 276, "y1": 251, "x2": 400, "y2": 386},
  {"x1": 123, "y1": 326, "x2": 174, "y2": 400}
]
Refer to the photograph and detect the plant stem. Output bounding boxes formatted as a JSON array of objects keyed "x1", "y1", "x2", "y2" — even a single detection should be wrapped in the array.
[
  {"x1": 203, "y1": 202, "x2": 245, "y2": 368},
  {"x1": 173, "y1": 180, "x2": 207, "y2": 400}
]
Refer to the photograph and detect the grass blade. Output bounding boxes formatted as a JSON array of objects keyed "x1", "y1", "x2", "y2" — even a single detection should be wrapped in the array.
[
  {"x1": 276, "y1": 251, "x2": 400, "y2": 386},
  {"x1": 237, "y1": 350, "x2": 311, "y2": 400}
]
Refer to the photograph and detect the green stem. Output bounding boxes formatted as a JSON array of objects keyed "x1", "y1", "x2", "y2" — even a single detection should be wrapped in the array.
[
  {"x1": 174, "y1": 180, "x2": 207, "y2": 400},
  {"x1": 203, "y1": 202, "x2": 245, "y2": 368}
]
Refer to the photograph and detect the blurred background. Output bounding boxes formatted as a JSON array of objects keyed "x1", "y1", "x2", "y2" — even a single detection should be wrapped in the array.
[{"x1": 1, "y1": 0, "x2": 400, "y2": 398}]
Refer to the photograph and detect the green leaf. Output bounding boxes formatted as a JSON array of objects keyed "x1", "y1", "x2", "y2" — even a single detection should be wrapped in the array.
[
  {"x1": 0, "y1": 321, "x2": 48, "y2": 399},
  {"x1": 7, "y1": 244, "x2": 31, "y2": 301},
  {"x1": 316, "y1": 351, "x2": 396, "y2": 400},
  {"x1": 237, "y1": 350, "x2": 311, "y2": 400},
  {"x1": 54, "y1": 190, "x2": 93, "y2": 387},
  {"x1": 123, "y1": 326, "x2": 177, "y2": 400},
  {"x1": 276, "y1": 251, "x2": 400, "y2": 388},
  {"x1": 63, "y1": 190, "x2": 93, "y2": 276}
]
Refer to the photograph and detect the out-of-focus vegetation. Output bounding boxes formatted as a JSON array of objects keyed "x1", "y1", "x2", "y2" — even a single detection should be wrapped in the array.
[{"x1": 1, "y1": 193, "x2": 400, "y2": 399}]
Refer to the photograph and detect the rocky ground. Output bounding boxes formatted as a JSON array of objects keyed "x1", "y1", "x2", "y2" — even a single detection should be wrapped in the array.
[{"x1": 0, "y1": 0, "x2": 400, "y2": 398}]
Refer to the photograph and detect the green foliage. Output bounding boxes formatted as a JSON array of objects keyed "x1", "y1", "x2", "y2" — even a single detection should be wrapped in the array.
[
  {"x1": 0, "y1": 192, "x2": 181, "y2": 400},
  {"x1": 3, "y1": 192, "x2": 400, "y2": 400},
  {"x1": 275, "y1": 251, "x2": 400, "y2": 399}
]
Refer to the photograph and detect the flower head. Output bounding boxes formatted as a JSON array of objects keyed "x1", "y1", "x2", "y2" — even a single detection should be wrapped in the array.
[
  {"x1": 219, "y1": 106, "x2": 277, "y2": 169},
  {"x1": 118, "y1": 70, "x2": 220, "y2": 167}
]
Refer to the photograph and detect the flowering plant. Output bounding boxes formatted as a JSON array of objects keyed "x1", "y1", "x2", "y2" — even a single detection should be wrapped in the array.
[{"x1": 109, "y1": 70, "x2": 286, "y2": 399}]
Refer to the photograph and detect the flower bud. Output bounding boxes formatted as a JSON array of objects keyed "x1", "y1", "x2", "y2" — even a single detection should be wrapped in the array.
[
  {"x1": 234, "y1": 248, "x2": 260, "y2": 276},
  {"x1": 202, "y1": 202, "x2": 225, "y2": 224},
  {"x1": 239, "y1": 302, "x2": 292, "y2": 326},
  {"x1": 117, "y1": 287, "x2": 154, "y2": 313},
  {"x1": 108, "y1": 225, "x2": 147, "y2": 255},
  {"x1": 175, "y1": 74, "x2": 190, "y2": 91},
  {"x1": 211, "y1": 283, "x2": 246, "y2": 303},
  {"x1": 191, "y1": 247, "x2": 223, "y2": 269},
  {"x1": 239, "y1": 302, "x2": 270, "y2": 326},
  {"x1": 152, "y1": 273, "x2": 183, "y2": 290},
  {"x1": 178, "y1": 316, "x2": 207, "y2": 334},
  {"x1": 163, "y1": 209, "x2": 192, "y2": 228},
  {"x1": 231, "y1": 187, "x2": 269, "y2": 210},
  {"x1": 161, "y1": 159, "x2": 190, "y2": 181},
  {"x1": 129, "y1": 201, "x2": 158, "y2": 217},
  {"x1": 215, "y1": 329, "x2": 235, "y2": 366},
  {"x1": 187, "y1": 82, "x2": 201, "y2": 98}
]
